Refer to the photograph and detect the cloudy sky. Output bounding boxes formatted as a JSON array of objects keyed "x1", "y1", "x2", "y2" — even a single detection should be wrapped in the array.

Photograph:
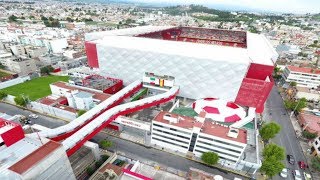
[{"x1": 128, "y1": 0, "x2": 320, "y2": 14}]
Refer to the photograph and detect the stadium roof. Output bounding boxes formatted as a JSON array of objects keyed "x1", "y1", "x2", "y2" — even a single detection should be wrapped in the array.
[{"x1": 86, "y1": 26, "x2": 277, "y2": 66}]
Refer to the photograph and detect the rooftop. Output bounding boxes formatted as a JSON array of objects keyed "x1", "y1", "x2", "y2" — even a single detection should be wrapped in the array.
[
  {"x1": 0, "y1": 136, "x2": 49, "y2": 177},
  {"x1": 298, "y1": 113, "x2": 320, "y2": 135},
  {"x1": 88, "y1": 26, "x2": 277, "y2": 66},
  {"x1": 74, "y1": 91, "x2": 93, "y2": 98},
  {"x1": 8, "y1": 140, "x2": 61, "y2": 175},
  {"x1": 201, "y1": 120, "x2": 247, "y2": 144},
  {"x1": 287, "y1": 65, "x2": 320, "y2": 75},
  {"x1": 52, "y1": 81, "x2": 110, "y2": 102},
  {"x1": 154, "y1": 111, "x2": 247, "y2": 144},
  {"x1": 99, "y1": 163, "x2": 123, "y2": 176}
]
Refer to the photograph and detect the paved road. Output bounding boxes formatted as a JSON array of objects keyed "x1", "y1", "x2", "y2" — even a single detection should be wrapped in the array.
[
  {"x1": 264, "y1": 86, "x2": 308, "y2": 180},
  {"x1": 92, "y1": 133, "x2": 245, "y2": 180},
  {"x1": 0, "y1": 102, "x2": 67, "y2": 128},
  {"x1": 0, "y1": 102, "x2": 245, "y2": 179}
]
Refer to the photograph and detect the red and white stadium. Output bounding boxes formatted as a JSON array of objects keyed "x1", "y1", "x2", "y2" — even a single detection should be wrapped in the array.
[{"x1": 85, "y1": 26, "x2": 278, "y2": 113}]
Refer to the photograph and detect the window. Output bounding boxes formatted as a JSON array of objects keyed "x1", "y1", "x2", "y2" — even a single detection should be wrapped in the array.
[{"x1": 316, "y1": 141, "x2": 318, "y2": 145}]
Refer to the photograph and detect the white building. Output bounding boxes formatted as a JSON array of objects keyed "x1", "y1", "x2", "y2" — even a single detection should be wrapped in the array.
[
  {"x1": 151, "y1": 111, "x2": 247, "y2": 164},
  {"x1": 312, "y1": 137, "x2": 320, "y2": 157},
  {"x1": 282, "y1": 65, "x2": 320, "y2": 88},
  {"x1": 66, "y1": 90, "x2": 94, "y2": 110},
  {"x1": 0, "y1": 118, "x2": 75, "y2": 180}
]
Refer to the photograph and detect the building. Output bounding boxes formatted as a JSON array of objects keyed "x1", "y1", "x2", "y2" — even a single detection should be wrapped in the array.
[
  {"x1": 282, "y1": 65, "x2": 320, "y2": 88},
  {"x1": 85, "y1": 26, "x2": 278, "y2": 113},
  {"x1": 25, "y1": 46, "x2": 48, "y2": 58},
  {"x1": 151, "y1": 111, "x2": 247, "y2": 163},
  {"x1": 0, "y1": 118, "x2": 75, "y2": 179},
  {"x1": 297, "y1": 113, "x2": 320, "y2": 136},
  {"x1": 9, "y1": 45, "x2": 26, "y2": 56},
  {"x1": 311, "y1": 136, "x2": 320, "y2": 157},
  {"x1": 4, "y1": 57, "x2": 37, "y2": 75},
  {"x1": 295, "y1": 86, "x2": 320, "y2": 101},
  {"x1": 57, "y1": 57, "x2": 86, "y2": 71}
]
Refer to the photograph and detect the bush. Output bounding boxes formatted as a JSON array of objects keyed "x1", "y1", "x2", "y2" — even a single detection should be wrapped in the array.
[
  {"x1": 95, "y1": 160, "x2": 103, "y2": 168},
  {"x1": 0, "y1": 91, "x2": 8, "y2": 100},
  {"x1": 99, "y1": 140, "x2": 113, "y2": 149},
  {"x1": 201, "y1": 151, "x2": 219, "y2": 165},
  {"x1": 312, "y1": 156, "x2": 320, "y2": 171},
  {"x1": 77, "y1": 110, "x2": 87, "y2": 117},
  {"x1": 86, "y1": 166, "x2": 95, "y2": 176},
  {"x1": 101, "y1": 155, "x2": 110, "y2": 161},
  {"x1": 302, "y1": 131, "x2": 317, "y2": 139},
  {"x1": 14, "y1": 95, "x2": 28, "y2": 107}
]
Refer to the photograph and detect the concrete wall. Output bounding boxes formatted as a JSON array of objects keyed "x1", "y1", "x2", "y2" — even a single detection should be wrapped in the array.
[
  {"x1": 0, "y1": 76, "x2": 30, "y2": 89},
  {"x1": 30, "y1": 101, "x2": 77, "y2": 120}
]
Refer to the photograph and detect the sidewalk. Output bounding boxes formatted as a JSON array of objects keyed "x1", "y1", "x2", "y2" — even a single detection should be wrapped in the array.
[{"x1": 289, "y1": 114, "x2": 320, "y2": 180}]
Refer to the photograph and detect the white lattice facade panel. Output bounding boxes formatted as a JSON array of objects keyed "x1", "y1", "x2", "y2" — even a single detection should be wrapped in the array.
[{"x1": 97, "y1": 46, "x2": 248, "y2": 101}]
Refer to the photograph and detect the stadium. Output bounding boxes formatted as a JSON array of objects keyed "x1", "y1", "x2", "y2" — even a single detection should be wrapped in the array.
[{"x1": 85, "y1": 26, "x2": 278, "y2": 113}]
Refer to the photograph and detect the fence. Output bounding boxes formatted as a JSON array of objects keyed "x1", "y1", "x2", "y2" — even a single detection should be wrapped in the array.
[
  {"x1": 0, "y1": 76, "x2": 30, "y2": 89},
  {"x1": 30, "y1": 101, "x2": 77, "y2": 120}
]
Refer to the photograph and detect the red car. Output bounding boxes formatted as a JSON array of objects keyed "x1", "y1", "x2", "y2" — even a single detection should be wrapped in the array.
[{"x1": 298, "y1": 161, "x2": 308, "y2": 169}]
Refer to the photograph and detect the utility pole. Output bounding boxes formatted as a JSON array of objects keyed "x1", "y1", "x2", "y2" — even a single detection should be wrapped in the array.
[{"x1": 290, "y1": 99, "x2": 302, "y2": 117}]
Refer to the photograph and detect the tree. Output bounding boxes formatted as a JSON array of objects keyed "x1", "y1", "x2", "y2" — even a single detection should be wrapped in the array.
[
  {"x1": 311, "y1": 156, "x2": 320, "y2": 171},
  {"x1": 40, "y1": 66, "x2": 54, "y2": 75},
  {"x1": 290, "y1": 81, "x2": 297, "y2": 87},
  {"x1": 77, "y1": 110, "x2": 87, "y2": 117},
  {"x1": 0, "y1": 91, "x2": 8, "y2": 100},
  {"x1": 302, "y1": 130, "x2": 317, "y2": 139},
  {"x1": 284, "y1": 98, "x2": 307, "y2": 112},
  {"x1": 259, "y1": 122, "x2": 281, "y2": 141},
  {"x1": 201, "y1": 151, "x2": 219, "y2": 165},
  {"x1": 8, "y1": 15, "x2": 18, "y2": 22},
  {"x1": 14, "y1": 95, "x2": 27, "y2": 107},
  {"x1": 86, "y1": 166, "x2": 95, "y2": 175},
  {"x1": 263, "y1": 143, "x2": 285, "y2": 160},
  {"x1": 41, "y1": 16, "x2": 48, "y2": 21},
  {"x1": 99, "y1": 140, "x2": 113, "y2": 149},
  {"x1": 260, "y1": 157, "x2": 285, "y2": 178},
  {"x1": 0, "y1": 62, "x2": 5, "y2": 69}
]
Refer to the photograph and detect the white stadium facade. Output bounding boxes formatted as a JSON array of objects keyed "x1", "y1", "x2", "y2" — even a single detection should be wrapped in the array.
[{"x1": 85, "y1": 26, "x2": 278, "y2": 113}]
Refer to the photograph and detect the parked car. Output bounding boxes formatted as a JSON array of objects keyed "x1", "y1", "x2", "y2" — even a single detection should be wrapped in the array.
[
  {"x1": 29, "y1": 114, "x2": 38, "y2": 119},
  {"x1": 298, "y1": 161, "x2": 308, "y2": 169},
  {"x1": 24, "y1": 119, "x2": 32, "y2": 125},
  {"x1": 293, "y1": 170, "x2": 302, "y2": 180},
  {"x1": 303, "y1": 172, "x2": 312, "y2": 180},
  {"x1": 280, "y1": 168, "x2": 288, "y2": 178},
  {"x1": 287, "y1": 154, "x2": 295, "y2": 164}
]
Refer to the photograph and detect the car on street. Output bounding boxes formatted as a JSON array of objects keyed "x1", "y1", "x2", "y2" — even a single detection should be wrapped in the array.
[
  {"x1": 293, "y1": 170, "x2": 302, "y2": 180},
  {"x1": 24, "y1": 119, "x2": 32, "y2": 125},
  {"x1": 280, "y1": 168, "x2": 288, "y2": 178},
  {"x1": 287, "y1": 154, "x2": 295, "y2": 164},
  {"x1": 303, "y1": 172, "x2": 312, "y2": 180},
  {"x1": 29, "y1": 114, "x2": 38, "y2": 119},
  {"x1": 298, "y1": 161, "x2": 308, "y2": 169}
]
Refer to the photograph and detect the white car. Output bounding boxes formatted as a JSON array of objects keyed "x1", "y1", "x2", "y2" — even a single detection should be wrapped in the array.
[
  {"x1": 29, "y1": 114, "x2": 38, "y2": 119},
  {"x1": 293, "y1": 170, "x2": 302, "y2": 180},
  {"x1": 303, "y1": 172, "x2": 312, "y2": 180},
  {"x1": 280, "y1": 168, "x2": 288, "y2": 178}
]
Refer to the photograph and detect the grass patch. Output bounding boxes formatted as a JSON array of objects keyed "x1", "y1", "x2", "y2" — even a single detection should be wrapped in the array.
[
  {"x1": 2, "y1": 75, "x2": 69, "y2": 100},
  {"x1": 0, "y1": 70, "x2": 10, "y2": 78},
  {"x1": 172, "y1": 107, "x2": 198, "y2": 117}
]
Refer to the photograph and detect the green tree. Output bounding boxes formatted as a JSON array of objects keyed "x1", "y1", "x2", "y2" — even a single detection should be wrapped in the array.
[
  {"x1": 86, "y1": 166, "x2": 95, "y2": 175},
  {"x1": 302, "y1": 131, "x2": 317, "y2": 139},
  {"x1": 0, "y1": 62, "x2": 5, "y2": 69},
  {"x1": 40, "y1": 66, "x2": 54, "y2": 75},
  {"x1": 260, "y1": 157, "x2": 285, "y2": 178},
  {"x1": 290, "y1": 81, "x2": 297, "y2": 87},
  {"x1": 41, "y1": 16, "x2": 48, "y2": 21},
  {"x1": 284, "y1": 98, "x2": 307, "y2": 112},
  {"x1": 14, "y1": 95, "x2": 27, "y2": 107},
  {"x1": 0, "y1": 91, "x2": 8, "y2": 100},
  {"x1": 201, "y1": 151, "x2": 219, "y2": 165},
  {"x1": 99, "y1": 140, "x2": 113, "y2": 149},
  {"x1": 263, "y1": 143, "x2": 285, "y2": 160},
  {"x1": 8, "y1": 15, "x2": 18, "y2": 22},
  {"x1": 311, "y1": 156, "x2": 320, "y2": 171},
  {"x1": 259, "y1": 122, "x2": 281, "y2": 141},
  {"x1": 77, "y1": 110, "x2": 87, "y2": 117}
]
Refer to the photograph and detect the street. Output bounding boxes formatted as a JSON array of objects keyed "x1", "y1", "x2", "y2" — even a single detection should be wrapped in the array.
[
  {"x1": 0, "y1": 102, "x2": 67, "y2": 128},
  {"x1": 264, "y1": 86, "x2": 309, "y2": 180},
  {"x1": 0, "y1": 102, "x2": 245, "y2": 179}
]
